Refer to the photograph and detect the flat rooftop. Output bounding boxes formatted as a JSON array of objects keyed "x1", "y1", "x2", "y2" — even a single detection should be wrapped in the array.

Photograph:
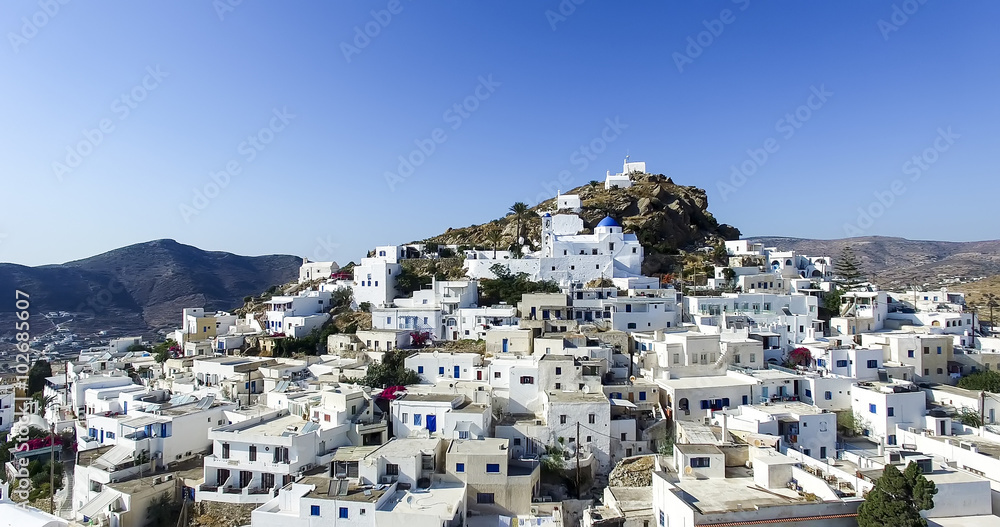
[
  {"x1": 447, "y1": 438, "x2": 507, "y2": 455},
  {"x1": 664, "y1": 467, "x2": 805, "y2": 514},
  {"x1": 368, "y1": 438, "x2": 441, "y2": 459},
  {"x1": 922, "y1": 434, "x2": 1000, "y2": 459},
  {"x1": 747, "y1": 401, "x2": 827, "y2": 416},
  {"x1": 547, "y1": 391, "x2": 609, "y2": 403},
  {"x1": 396, "y1": 393, "x2": 462, "y2": 404},
  {"x1": 656, "y1": 375, "x2": 757, "y2": 390},
  {"x1": 674, "y1": 444, "x2": 723, "y2": 456},
  {"x1": 376, "y1": 480, "x2": 464, "y2": 518},
  {"x1": 923, "y1": 383, "x2": 978, "y2": 398},
  {"x1": 222, "y1": 413, "x2": 310, "y2": 436},
  {"x1": 301, "y1": 475, "x2": 388, "y2": 502}
]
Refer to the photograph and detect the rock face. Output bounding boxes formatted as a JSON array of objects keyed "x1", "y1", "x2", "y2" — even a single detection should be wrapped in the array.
[
  {"x1": 421, "y1": 174, "x2": 740, "y2": 275},
  {"x1": 608, "y1": 455, "x2": 656, "y2": 487}
]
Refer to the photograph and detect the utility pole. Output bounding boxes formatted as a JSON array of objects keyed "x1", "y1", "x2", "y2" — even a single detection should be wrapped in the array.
[
  {"x1": 981, "y1": 391, "x2": 986, "y2": 432},
  {"x1": 575, "y1": 421, "x2": 581, "y2": 499}
]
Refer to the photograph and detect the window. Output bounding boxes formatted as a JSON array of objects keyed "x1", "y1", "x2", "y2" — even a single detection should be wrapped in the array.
[
  {"x1": 520, "y1": 376, "x2": 534, "y2": 384},
  {"x1": 402, "y1": 413, "x2": 408, "y2": 424},
  {"x1": 249, "y1": 445, "x2": 257, "y2": 461},
  {"x1": 456, "y1": 463, "x2": 465, "y2": 473},
  {"x1": 887, "y1": 407, "x2": 895, "y2": 417},
  {"x1": 418, "y1": 366, "x2": 424, "y2": 373},
  {"x1": 867, "y1": 360, "x2": 878, "y2": 369},
  {"x1": 639, "y1": 391, "x2": 647, "y2": 401},
  {"x1": 477, "y1": 493, "x2": 495, "y2": 504},
  {"x1": 627, "y1": 323, "x2": 637, "y2": 329},
  {"x1": 869, "y1": 404, "x2": 877, "y2": 414},
  {"x1": 937, "y1": 346, "x2": 942, "y2": 354},
  {"x1": 339, "y1": 507, "x2": 348, "y2": 519},
  {"x1": 924, "y1": 368, "x2": 929, "y2": 375},
  {"x1": 386, "y1": 464, "x2": 399, "y2": 476},
  {"x1": 888, "y1": 435, "x2": 897, "y2": 445},
  {"x1": 555, "y1": 367, "x2": 562, "y2": 375},
  {"x1": 690, "y1": 457, "x2": 710, "y2": 468},
  {"x1": 222, "y1": 443, "x2": 230, "y2": 459},
  {"x1": 734, "y1": 354, "x2": 741, "y2": 364},
  {"x1": 825, "y1": 391, "x2": 832, "y2": 400},
  {"x1": 805, "y1": 389, "x2": 812, "y2": 397},
  {"x1": 750, "y1": 354, "x2": 756, "y2": 363},
  {"x1": 413, "y1": 414, "x2": 422, "y2": 426},
  {"x1": 660, "y1": 511, "x2": 665, "y2": 526},
  {"x1": 311, "y1": 505, "x2": 320, "y2": 516},
  {"x1": 554, "y1": 383, "x2": 561, "y2": 389},
  {"x1": 589, "y1": 414, "x2": 596, "y2": 424},
  {"x1": 439, "y1": 367, "x2": 445, "y2": 375},
  {"x1": 937, "y1": 368, "x2": 943, "y2": 374},
  {"x1": 486, "y1": 463, "x2": 500, "y2": 473},
  {"x1": 494, "y1": 372, "x2": 501, "y2": 378},
  {"x1": 836, "y1": 360, "x2": 848, "y2": 368},
  {"x1": 560, "y1": 415, "x2": 567, "y2": 424},
  {"x1": 908, "y1": 350, "x2": 914, "y2": 358},
  {"x1": 458, "y1": 430, "x2": 469, "y2": 440},
  {"x1": 924, "y1": 347, "x2": 930, "y2": 354},
  {"x1": 105, "y1": 431, "x2": 115, "y2": 439}
]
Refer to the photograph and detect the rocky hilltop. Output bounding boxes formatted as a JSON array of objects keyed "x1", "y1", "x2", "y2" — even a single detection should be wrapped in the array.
[{"x1": 422, "y1": 173, "x2": 740, "y2": 275}]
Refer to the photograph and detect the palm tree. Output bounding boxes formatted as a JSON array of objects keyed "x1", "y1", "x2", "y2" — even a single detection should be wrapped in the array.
[
  {"x1": 508, "y1": 202, "x2": 530, "y2": 246},
  {"x1": 485, "y1": 227, "x2": 504, "y2": 259}
]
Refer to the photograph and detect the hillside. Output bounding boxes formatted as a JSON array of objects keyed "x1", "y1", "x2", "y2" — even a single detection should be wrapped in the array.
[
  {"x1": 421, "y1": 173, "x2": 740, "y2": 275},
  {"x1": 0, "y1": 239, "x2": 301, "y2": 334},
  {"x1": 747, "y1": 236, "x2": 1000, "y2": 288}
]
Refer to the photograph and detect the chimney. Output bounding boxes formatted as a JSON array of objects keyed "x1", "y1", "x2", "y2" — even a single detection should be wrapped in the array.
[{"x1": 721, "y1": 412, "x2": 729, "y2": 443}]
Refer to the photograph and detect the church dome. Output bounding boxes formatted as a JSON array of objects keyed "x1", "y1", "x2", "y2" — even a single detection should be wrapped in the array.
[{"x1": 596, "y1": 216, "x2": 619, "y2": 228}]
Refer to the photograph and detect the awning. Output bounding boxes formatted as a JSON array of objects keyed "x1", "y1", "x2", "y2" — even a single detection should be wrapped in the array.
[
  {"x1": 95, "y1": 445, "x2": 133, "y2": 469},
  {"x1": 120, "y1": 415, "x2": 168, "y2": 429},
  {"x1": 79, "y1": 490, "x2": 120, "y2": 519},
  {"x1": 610, "y1": 398, "x2": 637, "y2": 408}
]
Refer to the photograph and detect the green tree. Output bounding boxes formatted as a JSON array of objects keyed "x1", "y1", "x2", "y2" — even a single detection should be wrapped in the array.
[
  {"x1": 146, "y1": 492, "x2": 182, "y2": 527},
  {"x1": 824, "y1": 288, "x2": 844, "y2": 314},
  {"x1": 711, "y1": 243, "x2": 729, "y2": 265},
  {"x1": 152, "y1": 339, "x2": 176, "y2": 363},
  {"x1": 834, "y1": 246, "x2": 864, "y2": 289},
  {"x1": 358, "y1": 350, "x2": 420, "y2": 388},
  {"x1": 27, "y1": 360, "x2": 52, "y2": 397},
  {"x1": 479, "y1": 264, "x2": 560, "y2": 306},
  {"x1": 858, "y1": 462, "x2": 937, "y2": 527},
  {"x1": 958, "y1": 407, "x2": 983, "y2": 427},
  {"x1": 509, "y1": 202, "x2": 531, "y2": 246},
  {"x1": 395, "y1": 266, "x2": 431, "y2": 297},
  {"x1": 957, "y1": 370, "x2": 1000, "y2": 392},
  {"x1": 485, "y1": 226, "x2": 505, "y2": 259}
]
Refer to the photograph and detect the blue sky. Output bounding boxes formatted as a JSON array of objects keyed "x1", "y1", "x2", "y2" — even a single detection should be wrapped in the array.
[{"x1": 2, "y1": 1, "x2": 997, "y2": 266}]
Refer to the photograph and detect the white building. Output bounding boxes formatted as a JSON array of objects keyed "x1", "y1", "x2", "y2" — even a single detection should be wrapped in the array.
[
  {"x1": 850, "y1": 380, "x2": 931, "y2": 446},
  {"x1": 299, "y1": 258, "x2": 339, "y2": 283},
  {"x1": 352, "y1": 255, "x2": 402, "y2": 309},
  {"x1": 390, "y1": 392, "x2": 491, "y2": 440},
  {"x1": 265, "y1": 290, "x2": 332, "y2": 337},
  {"x1": 604, "y1": 158, "x2": 644, "y2": 189},
  {"x1": 405, "y1": 351, "x2": 485, "y2": 384}
]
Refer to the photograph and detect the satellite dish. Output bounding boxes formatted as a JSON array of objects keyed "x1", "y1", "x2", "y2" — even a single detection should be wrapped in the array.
[
  {"x1": 433, "y1": 350, "x2": 439, "y2": 358},
  {"x1": 582, "y1": 385, "x2": 591, "y2": 393},
  {"x1": 684, "y1": 466, "x2": 694, "y2": 475},
  {"x1": 629, "y1": 376, "x2": 636, "y2": 383}
]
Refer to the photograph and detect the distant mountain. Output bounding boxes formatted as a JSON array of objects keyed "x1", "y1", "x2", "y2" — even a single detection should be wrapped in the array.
[
  {"x1": 421, "y1": 173, "x2": 740, "y2": 275},
  {"x1": 746, "y1": 236, "x2": 1000, "y2": 287},
  {"x1": 0, "y1": 239, "x2": 301, "y2": 333}
]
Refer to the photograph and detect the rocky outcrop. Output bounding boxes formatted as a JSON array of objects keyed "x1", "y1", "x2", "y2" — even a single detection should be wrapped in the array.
[{"x1": 421, "y1": 174, "x2": 740, "y2": 275}]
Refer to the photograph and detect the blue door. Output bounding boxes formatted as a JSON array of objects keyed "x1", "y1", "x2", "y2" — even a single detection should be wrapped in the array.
[
  {"x1": 454, "y1": 366, "x2": 460, "y2": 378},
  {"x1": 761, "y1": 386, "x2": 769, "y2": 401},
  {"x1": 123, "y1": 401, "x2": 127, "y2": 415},
  {"x1": 426, "y1": 415, "x2": 437, "y2": 433},
  {"x1": 502, "y1": 339, "x2": 508, "y2": 353},
  {"x1": 100, "y1": 429, "x2": 104, "y2": 442}
]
